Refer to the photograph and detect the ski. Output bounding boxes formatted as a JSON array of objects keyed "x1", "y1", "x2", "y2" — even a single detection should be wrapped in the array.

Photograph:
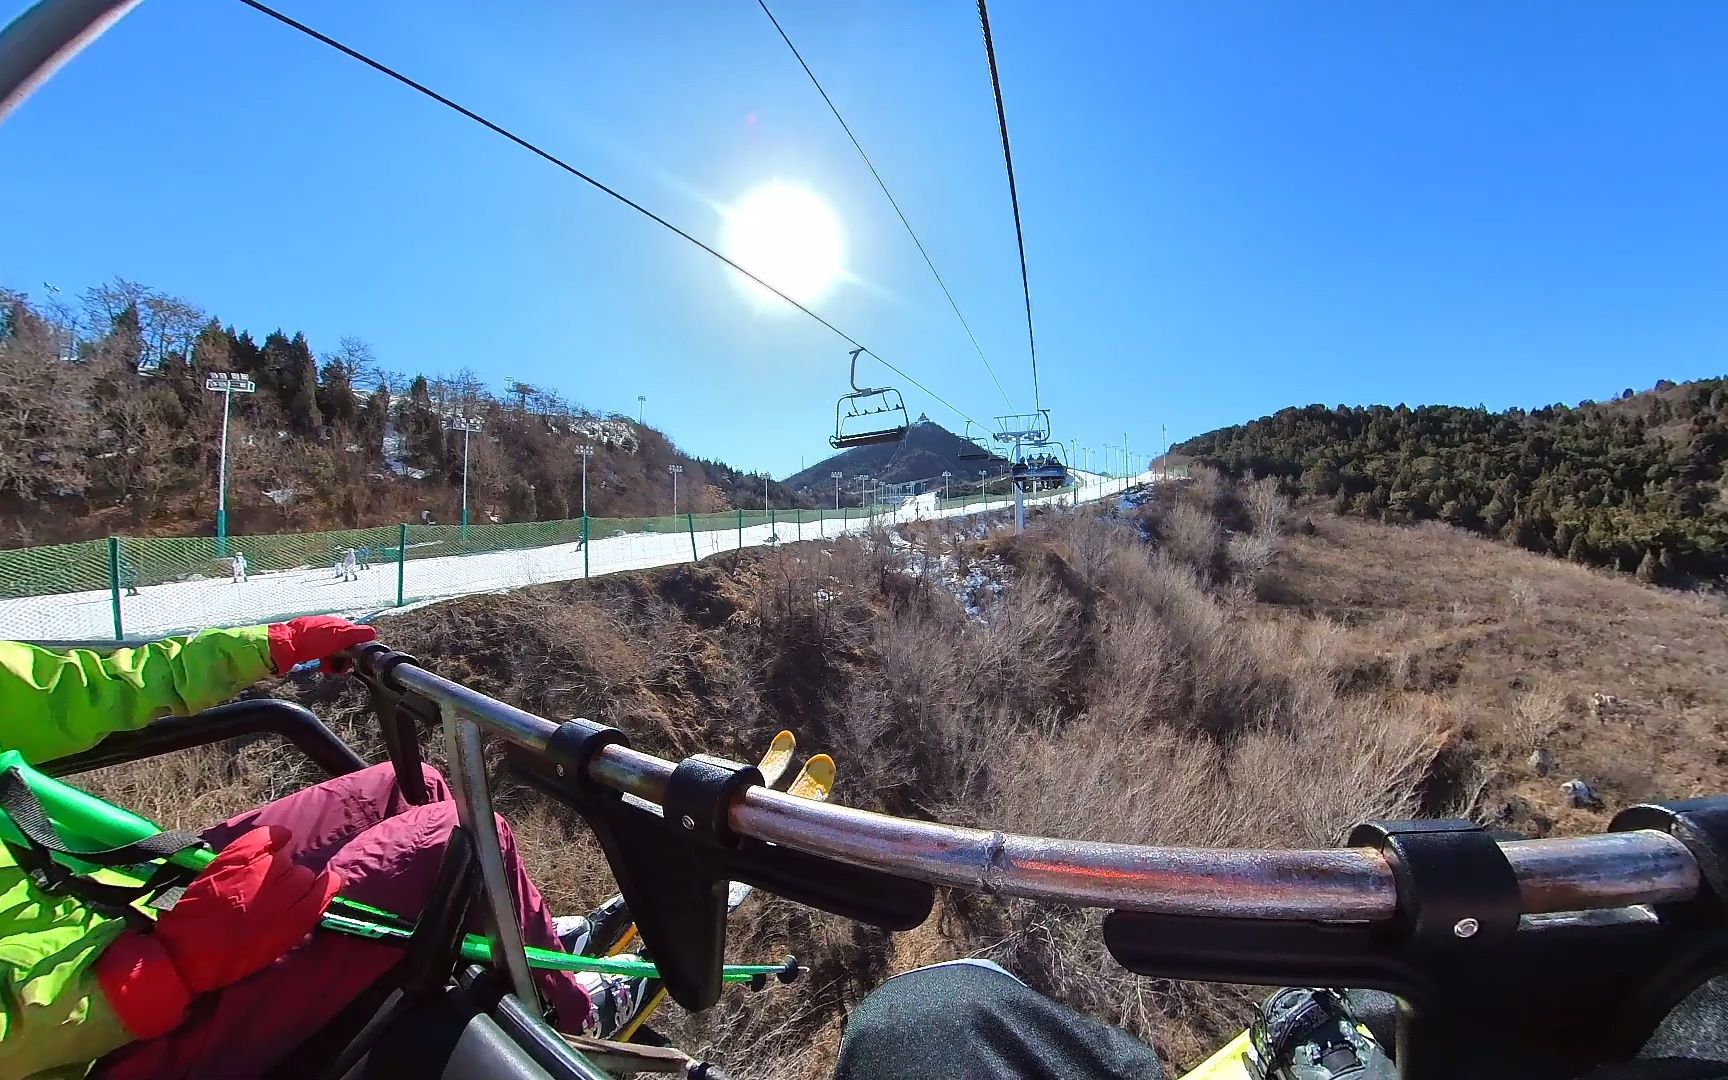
[
  {"x1": 756, "y1": 729, "x2": 797, "y2": 789},
  {"x1": 615, "y1": 752, "x2": 836, "y2": 1043}
]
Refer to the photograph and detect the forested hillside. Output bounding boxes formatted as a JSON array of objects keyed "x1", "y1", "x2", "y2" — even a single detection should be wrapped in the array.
[
  {"x1": 1176, "y1": 379, "x2": 1728, "y2": 585},
  {"x1": 0, "y1": 279, "x2": 812, "y2": 545}
]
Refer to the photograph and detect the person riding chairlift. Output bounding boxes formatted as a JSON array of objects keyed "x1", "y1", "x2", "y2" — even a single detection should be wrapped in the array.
[{"x1": 0, "y1": 617, "x2": 640, "y2": 1080}]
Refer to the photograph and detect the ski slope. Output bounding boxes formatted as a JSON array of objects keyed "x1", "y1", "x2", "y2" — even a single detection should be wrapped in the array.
[{"x1": 0, "y1": 472, "x2": 1157, "y2": 642}]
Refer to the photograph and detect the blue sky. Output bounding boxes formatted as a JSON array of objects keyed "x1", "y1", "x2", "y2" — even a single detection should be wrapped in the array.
[{"x1": 3, "y1": 2, "x2": 1727, "y2": 477}]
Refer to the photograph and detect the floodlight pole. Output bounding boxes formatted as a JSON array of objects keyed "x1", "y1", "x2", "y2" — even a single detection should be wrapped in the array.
[
  {"x1": 637, "y1": 395, "x2": 646, "y2": 425},
  {"x1": 203, "y1": 372, "x2": 255, "y2": 556},
  {"x1": 576, "y1": 445, "x2": 595, "y2": 517},
  {"x1": 942, "y1": 470, "x2": 952, "y2": 502},
  {"x1": 668, "y1": 464, "x2": 683, "y2": 515},
  {"x1": 448, "y1": 416, "x2": 484, "y2": 537},
  {"x1": 217, "y1": 386, "x2": 233, "y2": 544},
  {"x1": 831, "y1": 471, "x2": 843, "y2": 510}
]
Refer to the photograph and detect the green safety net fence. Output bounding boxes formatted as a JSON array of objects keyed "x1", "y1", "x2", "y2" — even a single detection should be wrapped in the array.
[
  {"x1": 0, "y1": 538, "x2": 110, "y2": 599},
  {"x1": 0, "y1": 485, "x2": 1117, "y2": 641}
]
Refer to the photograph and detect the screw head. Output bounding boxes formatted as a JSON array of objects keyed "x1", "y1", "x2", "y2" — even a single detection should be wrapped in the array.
[
  {"x1": 1453, "y1": 917, "x2": 1480, "y2": 938},
  {"x1": 680, "y1": 814, "x2": 697, "y2": 831}
]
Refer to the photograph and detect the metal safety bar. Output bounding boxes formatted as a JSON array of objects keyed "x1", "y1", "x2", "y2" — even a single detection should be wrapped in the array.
[{"x1": 387, "y1": 660, "x2": 1702, "y2": 921}]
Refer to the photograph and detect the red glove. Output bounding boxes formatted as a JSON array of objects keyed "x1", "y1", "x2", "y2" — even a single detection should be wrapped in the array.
[
  {"x1": 94, "y1": 826, "x2": 341, "y2": 1038},
  {"x1": 267, "y1": 615, "x2": 377, "y2": 674}
]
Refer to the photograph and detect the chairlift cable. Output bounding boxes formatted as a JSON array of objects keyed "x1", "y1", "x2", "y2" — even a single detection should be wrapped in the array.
[
  {"x1": 976, "y1": 0, "x2": 1041, "y2": 415},
  {"x1": 755, "y1": 0, "x2": 1015, "y2": 412},
  {"x1": 234, "y1": 0, "x2": 982, "y2": 429}
]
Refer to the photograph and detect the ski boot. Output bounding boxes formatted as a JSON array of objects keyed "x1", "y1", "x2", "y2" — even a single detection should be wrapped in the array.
[{"x1": 1245, "y1": 988, "x2": 1394, "y2": 1080}]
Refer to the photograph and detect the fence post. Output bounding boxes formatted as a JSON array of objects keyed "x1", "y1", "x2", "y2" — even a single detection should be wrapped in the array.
[
  {"x1": 737, "y1": 509, "x2": 743, "y2": 551},
  {"x1": 106, "y1": 537, "x2": 123, "y2": 641},
  {"x1": 687, "y1": 513, "x2": 699, "y2": 562},
  {"x1": 396, "y1": 523, "x2": 407, "y2": 607},
  {"x1": 583, "y1": 515, "x2": 590, "y2": 579}
]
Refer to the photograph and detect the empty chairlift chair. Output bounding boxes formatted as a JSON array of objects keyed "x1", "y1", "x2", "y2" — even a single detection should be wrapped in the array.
[
  {"x1": 958, "y1": 421, "x2": 1004, "y2": 463},
  {"x1": 830, "y1": 348, "x2": 911, "y2": 449}
]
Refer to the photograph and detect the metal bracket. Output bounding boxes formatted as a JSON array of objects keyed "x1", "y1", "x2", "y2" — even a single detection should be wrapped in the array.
[
  {"x1": 1104, "y1": 815, "x2": 1728, "y2": 1080},
  {"x1": 352, "y1": 643, "x2": 435, "y2": 804},
  {"x1": 509, "y1": 746, "x2": 934, "y2": 1011}
]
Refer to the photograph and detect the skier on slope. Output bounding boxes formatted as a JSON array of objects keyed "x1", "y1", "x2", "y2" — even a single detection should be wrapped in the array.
[{"x1": 0, "y1": 618, "x2": 643, "y2": 1080}]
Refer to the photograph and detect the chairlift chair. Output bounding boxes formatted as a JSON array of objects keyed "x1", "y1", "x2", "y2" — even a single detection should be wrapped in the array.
[
  {"x1": 1022, "y1": 440, "x2": 1069, "y2": 490},
  {"x1": 958, "y1": 421, "x2": 1002, "y2": 463},
  {"x1": 830, "y1": 348, "x2": 910, "y2": 450}
]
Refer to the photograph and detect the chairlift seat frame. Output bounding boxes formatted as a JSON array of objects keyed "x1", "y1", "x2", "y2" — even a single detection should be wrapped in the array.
[{"x1": 830, "y1": 348, "x2": 910, "y2": 450}]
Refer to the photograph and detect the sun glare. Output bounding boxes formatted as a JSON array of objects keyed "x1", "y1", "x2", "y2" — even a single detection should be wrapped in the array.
[{"x1": 720, "y1": 181, "x2": 845, "y2": 309}]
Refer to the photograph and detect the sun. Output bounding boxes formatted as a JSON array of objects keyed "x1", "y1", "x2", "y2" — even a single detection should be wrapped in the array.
[{"x1": 720, "y1": 181, "x2": 846, "y2": 309}]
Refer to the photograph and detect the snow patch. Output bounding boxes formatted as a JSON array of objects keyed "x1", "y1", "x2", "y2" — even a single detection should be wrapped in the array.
[{"x1": 381, "y1": 414, "x2": 429, "y2": 480}]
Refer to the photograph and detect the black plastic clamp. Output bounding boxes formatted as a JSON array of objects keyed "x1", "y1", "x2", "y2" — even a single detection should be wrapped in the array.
[
  {"x1": 541, "y1": 718, "x2": 629, "y2": 796},
  {"x1": 1611, "y1": 797, "x2": 1728, "y2": 908},
  {"x1": 1348, "y1": 818, "x2": 1522, "y2": 947},
  {"x1": 664, "y1": 755, "x2": 764, "y2": 844}
]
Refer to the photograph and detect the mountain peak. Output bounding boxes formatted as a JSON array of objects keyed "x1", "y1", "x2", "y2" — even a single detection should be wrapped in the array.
[{"x1": 784, "y1": 420, "x2": 1005, "y2": 495}]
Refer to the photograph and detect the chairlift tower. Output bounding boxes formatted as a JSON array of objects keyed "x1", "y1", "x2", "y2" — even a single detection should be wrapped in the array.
[{"x1": 991, "y1": 410, "x2": 1052, "y2": 533}]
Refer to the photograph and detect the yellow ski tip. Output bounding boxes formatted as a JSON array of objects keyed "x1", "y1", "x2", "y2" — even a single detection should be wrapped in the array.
[
  {"x1": 787, "y1": 753, "x2": 835, "y2": 802},
  {"x1": 759, "y1": 730, "x2": 796, "y2": 788}
]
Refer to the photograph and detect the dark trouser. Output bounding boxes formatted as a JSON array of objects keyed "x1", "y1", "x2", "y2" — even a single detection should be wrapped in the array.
[{"x1": 835, "y1": 961, "x2": 1165, "y2": 1080}]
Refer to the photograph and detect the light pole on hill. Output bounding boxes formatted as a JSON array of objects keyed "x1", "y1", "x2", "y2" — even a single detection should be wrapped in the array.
[
  {"x1": 637, "y1": 395, "x2": 646, "y2": 425},
  {"x1": 575, "y1": 445, "x2": 595, "y2": 516},
  {"x1": 668, "y1": 464, "x2": 683, "y2": 515},
  {"x1": 831, "y1": 471, "x2": 843, "y2": 510},
  {"x1": 447, "y1": 415, "x2": 484, "y2": 536},
  {"x1": 942, "y1": 471, "x2": 952, "y2": 501},
  {"x1": 978, "y1": 468, "x2": 987, "y2": 496},
  {"x1": 204, "y1": 372, "x2": 256, "y2": 554}
]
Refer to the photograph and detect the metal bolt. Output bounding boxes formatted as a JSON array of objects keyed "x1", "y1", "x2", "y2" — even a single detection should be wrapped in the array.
[
  {"x1": 1453, "y1": 917, "x2": 1479, "y2": 938},
  {"x1": 680, "y1": 814, "x2": 697, "y2": 831}
]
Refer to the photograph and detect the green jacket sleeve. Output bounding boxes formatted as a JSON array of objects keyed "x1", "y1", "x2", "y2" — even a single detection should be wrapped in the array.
[
  {"x1": 0, "y1": 628, "x2": 275, "y2": 765},
  {"x1": 0, "y1": 945, "x2": 135, "y2": 1080}
]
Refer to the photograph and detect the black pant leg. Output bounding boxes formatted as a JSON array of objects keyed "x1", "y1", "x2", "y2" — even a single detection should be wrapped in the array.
[{"x1": 834, "y1": 962, "x2": 1166, "y2": 1080}]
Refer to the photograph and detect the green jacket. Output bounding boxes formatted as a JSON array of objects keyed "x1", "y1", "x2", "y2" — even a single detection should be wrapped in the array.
[{"x1": 0, "y1": 629, "x2": 274, "y2": 1080}]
